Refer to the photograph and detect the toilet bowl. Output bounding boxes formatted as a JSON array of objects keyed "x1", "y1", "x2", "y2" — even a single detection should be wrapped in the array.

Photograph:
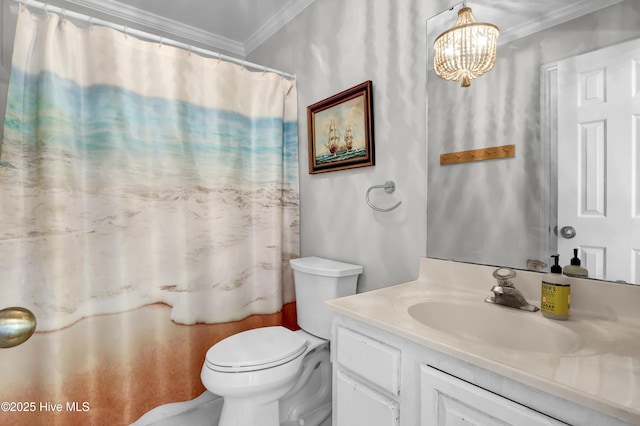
[{"x1": 200, "y1": 256, "x2": 363, "y2": 426}]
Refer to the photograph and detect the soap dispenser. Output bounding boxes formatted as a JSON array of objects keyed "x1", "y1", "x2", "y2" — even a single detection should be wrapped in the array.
[
  {"x1": 563, "y1": 248, "x2": 588, "y2": 278},
  {"x1": 541, "y1": 255, "x2": 570, "y2": 320}
]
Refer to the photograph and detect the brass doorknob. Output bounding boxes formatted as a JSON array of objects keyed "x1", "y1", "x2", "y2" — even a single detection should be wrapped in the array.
[{"x1": 0, "y1": 307, "x2": 37, "y2": 348}]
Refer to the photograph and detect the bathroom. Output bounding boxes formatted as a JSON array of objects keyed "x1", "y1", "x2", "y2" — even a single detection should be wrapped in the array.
[{"x1": 0, "y1": 0, "x2": 638, "y2": 425}]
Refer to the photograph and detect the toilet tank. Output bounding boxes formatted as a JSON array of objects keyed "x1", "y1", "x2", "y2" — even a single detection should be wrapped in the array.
[{"x1": 289, "y1": 257, "x2": 363, "y2": 340}]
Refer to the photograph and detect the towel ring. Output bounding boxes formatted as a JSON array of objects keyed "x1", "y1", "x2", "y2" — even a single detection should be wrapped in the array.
[{"x1": 366, "y1": 180, "x2": 402, "y2": 212}]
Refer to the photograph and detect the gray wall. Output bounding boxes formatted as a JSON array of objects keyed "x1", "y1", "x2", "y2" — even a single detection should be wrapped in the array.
[
  {"x1": 249, "y1": 0, "x2": 457, "y2": 292},
  {"x1": 0, "y1": 0, "x2": 18, "y2": 140}
]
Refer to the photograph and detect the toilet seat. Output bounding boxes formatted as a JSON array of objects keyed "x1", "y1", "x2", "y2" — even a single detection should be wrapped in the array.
[{"x1": 205, "y1": 326, "x2": 308, "y2": 373}]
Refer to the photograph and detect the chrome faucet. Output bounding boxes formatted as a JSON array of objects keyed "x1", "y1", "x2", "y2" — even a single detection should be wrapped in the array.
[{"x1": 484, "y1": 268, "x2": 539, "y2": 312}]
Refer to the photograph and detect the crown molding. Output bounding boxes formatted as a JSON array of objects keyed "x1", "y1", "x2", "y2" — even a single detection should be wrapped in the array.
[
  {"x1": 244, "y1": 0, "x2": 316, "y2": 55},
  {"x1": 65, "y1": 0, "x2": 246, "y2": 56},
  {"x1": 498, "y1": 0, "x2": 624, "y2": 45},
  {"x1": 64, "y1": 0, "x2": 316, "y2": 57}
]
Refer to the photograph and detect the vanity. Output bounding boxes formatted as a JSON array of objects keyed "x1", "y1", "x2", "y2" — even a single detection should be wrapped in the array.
[{"x1": 326, "y1": 258, "x2": 640, "y2": 425}]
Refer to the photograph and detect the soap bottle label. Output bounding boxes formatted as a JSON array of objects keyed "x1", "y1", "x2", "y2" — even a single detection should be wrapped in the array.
[{"x1": 541, "y1": 281, "x2": 570, "y2": 318}]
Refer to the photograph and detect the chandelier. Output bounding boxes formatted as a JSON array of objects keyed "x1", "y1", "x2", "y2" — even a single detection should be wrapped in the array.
[{"x1": 433, "y1": 4, "x2": 499, "y2": 87}]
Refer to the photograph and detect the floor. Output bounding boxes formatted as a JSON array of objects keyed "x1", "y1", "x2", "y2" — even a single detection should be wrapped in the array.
[
  {"x1": 130, "y1": 391, "x2": 222, "y2": 426},
  {"x1": 130, "y1": 391, "x2": 332, "y2": 426}
]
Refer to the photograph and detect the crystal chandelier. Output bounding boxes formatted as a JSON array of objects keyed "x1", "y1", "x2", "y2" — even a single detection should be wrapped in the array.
[{"x1": 433, "y1": 4, "x2": 499, "y2": 87}]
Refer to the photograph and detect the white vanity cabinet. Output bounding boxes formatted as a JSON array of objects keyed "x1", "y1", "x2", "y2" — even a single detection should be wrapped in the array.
[
  {"x1": 420, "y1": 365, "x2": 566, "y2": 426},
  {"x1": 331, "y1": 314, "x2": 630, "y2": 426}
]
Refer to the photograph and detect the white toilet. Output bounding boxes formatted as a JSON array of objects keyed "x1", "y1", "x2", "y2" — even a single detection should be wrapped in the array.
[{"x1": 200, "y1": 256, "x2": 363, "y2": 426}]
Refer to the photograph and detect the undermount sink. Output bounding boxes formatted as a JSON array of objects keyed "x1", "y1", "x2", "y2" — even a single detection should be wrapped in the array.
[{"x1": 407, "y1": 299, "x2": 582, "y2": 354}]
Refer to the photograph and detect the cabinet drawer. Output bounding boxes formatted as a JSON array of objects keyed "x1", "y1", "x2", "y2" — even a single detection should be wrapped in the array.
[
  {"x1": 336, "y1": 370, "x2": 400, "y2": 426},
  {"x1": 336, "y1": 327, "x2": 400, "y2": 395}
]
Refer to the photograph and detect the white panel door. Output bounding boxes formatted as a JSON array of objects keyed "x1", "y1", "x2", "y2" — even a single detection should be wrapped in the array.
[
  {"x1": 420, "y1": 365, "x2": 567, "y2": 426},
  {"x1": 556, "y1": 38, "x2": 640, "y2": 283}
]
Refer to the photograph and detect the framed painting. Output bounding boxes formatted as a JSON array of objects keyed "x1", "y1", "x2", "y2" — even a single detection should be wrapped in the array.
[{"x1": 307, "y1": 80, "x2": 374, "y2": 174}]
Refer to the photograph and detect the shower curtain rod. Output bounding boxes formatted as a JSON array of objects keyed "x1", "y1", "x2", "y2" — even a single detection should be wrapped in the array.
[{"x1": 12, "y1": 0, "x2": 296, "y2": 80}]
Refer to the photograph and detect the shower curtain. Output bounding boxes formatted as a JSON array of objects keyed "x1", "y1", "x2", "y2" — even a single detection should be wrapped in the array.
[
  {"x1": 0, "y1": 5, "x2": 298, "y2": 424},
  {"x1": 2, "y1": 7, "x2": 299, "y2": 329}
]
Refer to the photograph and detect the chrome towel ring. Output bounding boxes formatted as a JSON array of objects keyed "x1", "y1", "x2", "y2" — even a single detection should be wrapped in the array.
[{"x1": 366, "y1": 180, "x2": 402, "y2": 212}]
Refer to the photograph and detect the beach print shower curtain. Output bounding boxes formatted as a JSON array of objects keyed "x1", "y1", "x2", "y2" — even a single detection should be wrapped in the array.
[{"x1": 0, "y1": 6, "x2": 298, "y2": 424}]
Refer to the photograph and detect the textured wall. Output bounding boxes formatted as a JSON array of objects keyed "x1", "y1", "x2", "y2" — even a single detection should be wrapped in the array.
[
  {"x1": 0, "y1": 0, "x2": 16, "y2": 141},
  {"x1": 249, "y1": 0, "x2": 457, "y2": 292}
]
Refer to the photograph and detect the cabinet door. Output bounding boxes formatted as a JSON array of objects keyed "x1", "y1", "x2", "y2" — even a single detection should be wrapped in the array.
[
  {"x1": 336, "y1": 370, "x2": 399, "y2": 426},
  {"x1": 421, "y1": 365, "x2": 568, "y2": 426}
]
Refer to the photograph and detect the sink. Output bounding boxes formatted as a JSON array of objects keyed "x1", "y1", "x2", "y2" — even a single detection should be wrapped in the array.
[{"x1": 407, "y1": 299, "x2": 582, "y2": 354}]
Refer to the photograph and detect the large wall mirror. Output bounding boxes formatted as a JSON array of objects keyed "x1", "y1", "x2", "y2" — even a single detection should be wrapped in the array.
[{"x1": 426, "y1": 0, "x2": 640, "y2": 284}]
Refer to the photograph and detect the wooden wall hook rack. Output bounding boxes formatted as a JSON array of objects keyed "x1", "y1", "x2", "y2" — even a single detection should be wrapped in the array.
[{"x1": 440, "y1": 144, "x2": 515, "y2": 165}]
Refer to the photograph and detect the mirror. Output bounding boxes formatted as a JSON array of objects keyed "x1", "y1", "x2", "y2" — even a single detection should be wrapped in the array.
[{"x1": 426, "y1": 0, "x2": 640, "y2": 284}]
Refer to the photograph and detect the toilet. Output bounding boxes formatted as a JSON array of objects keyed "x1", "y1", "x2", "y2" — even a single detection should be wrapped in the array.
[{"x1": 200, "y1": 256, "x2": 363, "y2": 426}]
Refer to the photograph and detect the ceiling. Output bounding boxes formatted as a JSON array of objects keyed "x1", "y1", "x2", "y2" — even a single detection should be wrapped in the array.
[
  {"x1": 33, "y1": 0, "x2": 623, "y2": 59},
  {"x1": 60, "y1": 0, "x2": 317, "y2": 57},
  {"x1": 428, "y1": 0, "x2": 624, "y2": 47},
  {"x1": 426, "y1": 0, "x2": 623, "y2": 69}
]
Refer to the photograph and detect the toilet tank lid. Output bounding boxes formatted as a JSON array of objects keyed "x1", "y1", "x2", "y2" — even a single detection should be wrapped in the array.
[{"x1": 290, "y1": 257, "x2": 363, "y2": 277}]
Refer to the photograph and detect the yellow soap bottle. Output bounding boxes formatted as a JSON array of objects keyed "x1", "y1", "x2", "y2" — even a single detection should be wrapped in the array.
[{"x1": 541, "y1": 254, "x2": 570, "y2": 320}]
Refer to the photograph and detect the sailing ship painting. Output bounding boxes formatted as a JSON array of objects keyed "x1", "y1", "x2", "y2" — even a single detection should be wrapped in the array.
[
  {"x1": 324, "y1": 120, "x2": 341, "y2": 154},
  {"x1": 316, "y1": 98, "x2": 367, "y2": 165},
  {"x1": 343, "y1": 124, "x2": 354, "y2": 151},
  {"x1": 307, "y1": 80, "x2": 374, "y2": 174},
  {"x1": 319, "y1": 119, "x2": 363, "y2": 164}
]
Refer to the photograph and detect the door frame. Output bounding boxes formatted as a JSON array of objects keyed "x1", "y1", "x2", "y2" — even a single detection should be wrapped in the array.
[{"x1": 540, "y1": 62, "x2": 559, "y2": 269}]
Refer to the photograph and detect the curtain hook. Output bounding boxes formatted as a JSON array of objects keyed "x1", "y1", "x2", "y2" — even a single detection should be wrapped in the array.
[
  {"x1": 159, "y1": 36, "x2": 163, "y2": 48},
  {"x1": 61, "y1": 8, "x2": 67, "y2": 22},
  {"x1": 123, "y1": 26, "x2": 128, "y2": 39},
  {"x1": 263, "y1": 65, "x2": 267, "y2": 75},
  {"x1": 217, "y1": 53, "x2": 221, "y2": 64},
  {"x1": 188, "y1": 45, "x2": 192, "y2": 56}
]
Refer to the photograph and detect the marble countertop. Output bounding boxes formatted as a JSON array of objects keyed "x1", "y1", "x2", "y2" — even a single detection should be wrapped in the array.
[{"x1": 326, "y1": 258, "x2": 640, "y2": 425}]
